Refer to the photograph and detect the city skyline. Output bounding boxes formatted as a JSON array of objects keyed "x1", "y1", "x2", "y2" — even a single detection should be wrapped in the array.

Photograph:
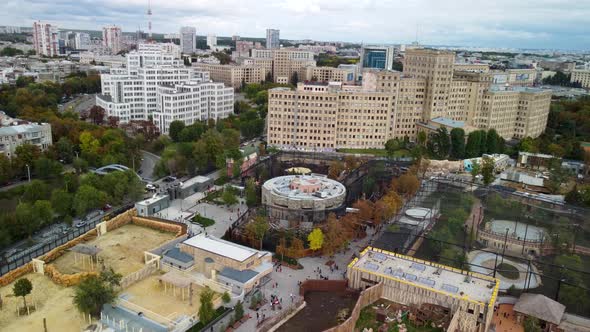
[{"x1": 1, "y1": 0, "x2": 589, "y2": 51}]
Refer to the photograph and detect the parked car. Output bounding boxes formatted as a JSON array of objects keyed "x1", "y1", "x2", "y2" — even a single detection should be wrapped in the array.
[
  {"x1": 146, "y1": 183, "x2": 156, "y2": 191},
  {"x1": 163, "y1": 176, "x2": 177, "y2": 183},
  {"x1": 102, "y1": 204, "x2": 112, "y2": 211},
  {"x1": 75, "y1": 220, "x2": 86, "y2": 228}
]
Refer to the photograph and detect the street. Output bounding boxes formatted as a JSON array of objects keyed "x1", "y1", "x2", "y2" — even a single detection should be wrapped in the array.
[
  {"x1": 139, "y1": 150, "x2": 160, "y2": 181},
  {"x1": 58, "y1": 93, "x2": 96, "y2": 114}
]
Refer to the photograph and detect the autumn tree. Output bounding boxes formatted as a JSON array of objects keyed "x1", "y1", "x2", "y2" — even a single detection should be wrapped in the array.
[
  {"x1": 88, "y1": 105, "x2": 105, "y2": 125},
  {"x1": 322, "y1": 213, "x2": 347, "y2": 256},
  {"x1": 344, "y1": 155, "x2": 360, "y2": 170},
  {"x1": 328, "y1": 160, "x2": 345, "y2": 179},
  {"x1": 287, "y1": 237, "x2": 305, "y2": 258},
  {"x1": 391, "y1": 173, "x2": 420, "y2": 197},
  {"x1": 353, "y1": 199, "x2": 375, "y2": 223},
  {"x1": 375, "y1": 192, "x2": 402, "y2": 224},
  {"x1": 245, "y1": 216, "x2": 269, "y2": 249},
  {"x1": 307, "y1": 228, "x2": 324, "y2": 251},
  {"x1": 480, "y1": 156, "x2": 496, "y2": 186}
]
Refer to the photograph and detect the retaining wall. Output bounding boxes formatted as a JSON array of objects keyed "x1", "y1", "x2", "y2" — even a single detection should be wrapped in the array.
[{"x1": 323, "y1": 282, "x2": 383, "y2": 332}]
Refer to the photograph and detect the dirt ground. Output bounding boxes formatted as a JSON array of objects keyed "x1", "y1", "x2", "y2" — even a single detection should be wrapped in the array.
[
  {"x1": 52, "y1": 224, "x2": 175, "y2": 276},
  {"x1": 0, "y1": 273, "x2": 86, "y2": 332},
  {"x1": 120, "y1": 273, "x2": 220, "y2": 324}
]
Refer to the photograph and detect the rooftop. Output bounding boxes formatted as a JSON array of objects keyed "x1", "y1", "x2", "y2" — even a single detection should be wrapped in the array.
[
  {"x1": 263, "y1": 174, "x2": 346, "y2": 200},
  {"x1": 0, "y1": 122, "x2": 49, "y2": 136},
  {"x1": 183, "y1": 233, "x2": 258, "y2": 262},
  {"x1": 349, "y1": 247, "x2": 499, "y2": 304},
  {"x1": 430, "y1": 117, "x2": 465, "y2": 128},
  {"x1": 180, "y1": 175, "x2": 211, "y2": 189}
]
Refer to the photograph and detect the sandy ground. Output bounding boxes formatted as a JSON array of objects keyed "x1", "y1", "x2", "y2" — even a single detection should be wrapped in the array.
[
  {"x1": 0, "y1": 273, "x2": 86, "y2": 332},
  {"x1": 52, "y1": 224, "x2": 175, "y2": 276},
  {"x1": 120, "y1": 273, "x2": 220, "y2": 324}
]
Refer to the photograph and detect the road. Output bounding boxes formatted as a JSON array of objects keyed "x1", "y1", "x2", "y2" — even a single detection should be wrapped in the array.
[
  {"x1": 0, "y1": 180, "x2": 28, "y2": 192},
  {"x1": 58, "y1": 93, "x2": 96, "y2": 114},
  {"x1": 140, "y1": 150, "x2": 160, "y2": 181}
]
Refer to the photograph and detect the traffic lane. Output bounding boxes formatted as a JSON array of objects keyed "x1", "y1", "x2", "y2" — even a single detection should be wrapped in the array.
[{"x1": 140, "y1": 150, "x2": 160, "y2": 181}]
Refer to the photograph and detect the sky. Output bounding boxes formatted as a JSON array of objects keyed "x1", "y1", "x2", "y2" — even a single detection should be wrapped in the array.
[{"x1": 1, "y1": 0, "x2": 589, "y2": 50}]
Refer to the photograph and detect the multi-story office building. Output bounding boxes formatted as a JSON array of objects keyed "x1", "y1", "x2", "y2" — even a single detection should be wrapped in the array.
[
  {"x1": 97, "y1": 44, "x2": 214, "y2": 124},
  {"x1": 72, "y1": 32, "x2": 91, "y2": 50},
  {"x1": 179, "y1": 26, "x2": 196, "y2": 54},
  {"x1": 102, "y1": 25, "x2": 122, "y2": 55},
  {"x1": 154, "y1": 81, "x2": 234, "y2": 134},
  {"x1": 206, "y1": 34, "x2": 217, "y2": 48},
  {"x1": 359, "y1": 45, "x2": 395, "y2": 72},
  {"x1": 491, "y1": 69, "x2": 537, "y2": 86},
  {"x1": 303, "y1": 66, "x2": 356, "y2": 84},
  {"x1": 266, "y1": 29, "x2": 280, "y2": 49},
  {"x1": 32, "y1": 21, "x2": 59, "y2": 57},
  {"x1": 267, "y1": 48, "x2": 551, "y2": 151},
  {"x1": 0, "y1": 113, "x2": 53, "y2": 158},
  {"x1": 251, "y1": 48, "x2": 315, "y2": 83},
  {"x1": 193, "y1": 63, "x2": 265, "y2": 89},
  {"x1": 571, "y1": 69, "x2": 590, "y2": 88}
]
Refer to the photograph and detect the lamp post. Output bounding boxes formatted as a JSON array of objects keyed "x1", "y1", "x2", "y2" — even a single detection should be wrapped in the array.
[
  {"x1": 25, "y1": 164, "x2": 31, "y2": 182},
  {"x1": 500, "y1": 227, "x2": 509, "y2": 266}
]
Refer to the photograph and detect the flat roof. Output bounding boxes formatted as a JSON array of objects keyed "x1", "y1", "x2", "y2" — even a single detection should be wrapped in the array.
[
  {"x1": 349, "y1": 247, "x2": 499, "y2": 305},
  {"x1": 183, "y1": 234, "x2": 257, "y2": 262},
  {"x1": 431, "y1": 117, "x2": 465, "y2": 128},
  {"x1": 180, "y1": 175, "x2": 211, "y2": 189}
]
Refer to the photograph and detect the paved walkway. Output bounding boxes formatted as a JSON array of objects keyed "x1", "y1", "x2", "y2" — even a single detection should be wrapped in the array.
[{"x1": 492, "y1": 303, "x2": 523, "y2": 332}]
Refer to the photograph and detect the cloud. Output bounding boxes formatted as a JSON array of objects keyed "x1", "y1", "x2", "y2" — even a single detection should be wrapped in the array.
[{"x1": 0, "y1": 0, "x2": 588, "y2": 50}]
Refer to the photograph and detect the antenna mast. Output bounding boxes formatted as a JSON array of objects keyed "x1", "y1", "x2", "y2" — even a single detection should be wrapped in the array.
[{"x1": 147, "y1": 0, "x2": 152, "y2": 41}]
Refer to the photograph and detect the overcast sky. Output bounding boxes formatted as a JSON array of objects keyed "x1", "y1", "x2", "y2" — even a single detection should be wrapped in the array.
[{"x1": 2, "y1": 0, "x2": 589, "y2": 50}]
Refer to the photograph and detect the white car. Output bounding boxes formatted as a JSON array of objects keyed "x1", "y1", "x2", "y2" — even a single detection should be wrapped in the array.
[{"x1": 146, "y1": 184, "x2": 156, "y2": 191}]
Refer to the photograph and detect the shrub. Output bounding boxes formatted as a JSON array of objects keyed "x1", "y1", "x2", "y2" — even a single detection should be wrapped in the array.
[{"x1": 222, "y1": 291, "x2": 231, "y2": 303}]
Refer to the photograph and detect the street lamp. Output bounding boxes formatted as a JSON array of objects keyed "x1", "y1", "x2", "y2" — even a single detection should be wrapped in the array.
[
  {"x1": 25, "y1": 164, "x2": 31, "y2": 182},
  {"x1": 500, "y1": 227, "x2": 509, "y2": 266}
]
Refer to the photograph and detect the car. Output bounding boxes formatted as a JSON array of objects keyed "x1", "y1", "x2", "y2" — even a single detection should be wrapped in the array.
[
  {"x1": 102, "y1": 204, "x2": 112, "y2": 211},
  {"x1": 75, "y1": 221, "x2": 86, "y2": 228},
  {"x1": 146, "y1": 184, "x2": 156, "y2": 191},
  {"x1": 163, "y1": 176, "x2": 177, "y2": 183}
]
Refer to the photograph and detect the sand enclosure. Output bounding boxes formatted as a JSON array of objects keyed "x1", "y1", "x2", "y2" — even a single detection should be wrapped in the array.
[
  {"x1": 0, "y1": 273, "x2": 85, "y2": 332},
  {"x1": 120, "y1": 273, "x2": 220, "y2": 324},
  {"x1": 52, "y1": 224, "x2": 175, "y2": 276}
]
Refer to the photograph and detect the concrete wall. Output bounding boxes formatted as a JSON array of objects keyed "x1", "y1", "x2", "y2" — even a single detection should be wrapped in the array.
[{"x1": 323, "y1": 282, "x2": 383, "y2": 332}]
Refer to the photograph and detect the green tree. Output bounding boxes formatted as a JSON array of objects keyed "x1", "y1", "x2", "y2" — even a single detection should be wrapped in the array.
[
  {"x1": 168, "y1": 120, "x2": 186, "y2": 142},
  {"x1": 478, "y1": 130, "x2": 488, "y2": 156},
  {"x1": 73, "y1": 273, "x2": 117, "y2": 317},
  {"x1": 73, "y1": 157, "x2": 88, "y2": 174},
  {"x1": 222, "y1": 186, "x2": 239, "y2": 206},
  {"x1": 198, "y1": 287, "x2": 216, "y2": 325},
  {"x1": 55, "y1": 136, "x2": 75, "y2": 163},
  {"x1": 23, "y1": 179, "x2": 50, "y2": 202},
  {"x1": 450, "y1": 128, "x2": 465, "y2": 159},
  {"x1": 523, "y1": 317, "x2": 542, "y2": 332},
  {"x1": 545, "y1": 160, "x2": 571, "y2": 194},
  {"x1": 470, "y1": 160, "x2": 481, "y2": 182},
  {"x1": 480, "y1": 156, "x2": 495, "y2": 186},
  {"x1": 0, "y1": 154, "x2": 12, "y2": 184},
  {"x1": 222, "y1": 291, "x2": 231, "y2": 304},
  {"x1": 486, "y1": 129, "x2": 501, "y2": 154},
  {"x1": 234, "y1": 300, "x2": 244, "y2": 321},
  {"x1": 32, "y1": 200, "x2": 53, "y2": 226},
  {"x1": 14, "y1": 144, "x2": 41, "y2": 171},
  {"x1": 51, "y1": 189, "x2": 73, "y2": 217},
  {"x1": 417, "y1": 131, "x2": 427, "y2": 147},
  {"x1": 245, "y1": 216, "x2": 269, "y2": 249},
  {"x1": 518, "y1": 137, "x2": 539, "y2": 153},
  {"x1": 34, "y1": 157, "x2": 63, "y2": 179},
  {"x1": 307, "y1": 228, "x2": 324, "y2": 251},
  {"x1": 13, "y1": 278, "x2": 33, "y2": 312},
  {"x1": 73, "y1": 184, "x2": 107, "y2": 216},
  {"x1": 385, "y1": 138, "x2": 402, "y2": 157},
  {"x1": 245, "y1": 178, "x2": 258, "y2": 207},
  {"x1": 427, "y1": 127, "x2": 450, "y2": 159}
]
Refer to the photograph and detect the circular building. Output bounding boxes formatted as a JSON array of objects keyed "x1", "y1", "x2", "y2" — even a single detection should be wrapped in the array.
[{"x1": 261, "y1": 174, "x2": 346, "y2": 229}]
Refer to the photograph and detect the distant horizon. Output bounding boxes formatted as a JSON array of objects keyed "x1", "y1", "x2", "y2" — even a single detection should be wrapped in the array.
[{"x1": 2, "y1": 0, "x2": 589, "y2": 51}]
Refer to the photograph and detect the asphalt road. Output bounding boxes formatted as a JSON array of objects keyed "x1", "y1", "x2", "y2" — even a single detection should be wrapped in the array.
[
  {"x1": 140, "y1": 150, "x2": 160, "y2": 181},
  {"x1": 58, "y1": 93, "x2": 96, "y2": 114}
]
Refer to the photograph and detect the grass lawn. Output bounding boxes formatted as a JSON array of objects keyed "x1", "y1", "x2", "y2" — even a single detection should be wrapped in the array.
[{"x1": 192, "y1": 214, "x2": 215, "y2": 227}]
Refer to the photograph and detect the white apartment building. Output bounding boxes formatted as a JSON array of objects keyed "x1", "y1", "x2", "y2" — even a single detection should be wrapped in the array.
[
  {"x1": 102, "y1": 25, "x2": 122, "y2": 55},
  {"x1": 32, "y1": 21, "x2": 59, "y2": 57},
  {"x1": 266, "y1": 29, "x2": 280, "y2": 49},
  {"x1": 206, "y1": 35, "x2": 217, "y2": 48},
  {"x1": 180, "y1": 26, "x2": 197, "y2": 54},
  {"x1": 0, "y1": 113, "x2": 53, "y2": 158},
  {"x1": 72, "y1": 32, "x2": 91, "y2": 50},
  {"x1": 154, "y1": 81, "x2": 234, "y2": 134}
]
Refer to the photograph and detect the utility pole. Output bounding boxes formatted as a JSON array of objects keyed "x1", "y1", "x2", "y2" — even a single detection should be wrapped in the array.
[
  {"x1": 25, "y1": 164, "x2": 31, "y2": 182},
  {"x1": 499, "y1": 227, "x2": 509, "y2": 266}
]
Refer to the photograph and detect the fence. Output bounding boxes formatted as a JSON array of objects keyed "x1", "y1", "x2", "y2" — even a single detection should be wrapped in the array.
[
  {"x1": 119, "y1": 263, "x2": 158, "y2": 289},
  {"x1": 257, "y1": 299, "x2": 306, "y2": 332},
  {"x1": 323, "y1": 282, "x2": 383, "y2": 332}
]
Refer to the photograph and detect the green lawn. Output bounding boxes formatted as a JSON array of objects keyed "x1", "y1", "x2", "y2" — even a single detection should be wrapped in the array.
[
  {"x1": 497, "y1": 262, "x2": 520, "y2": 279},
  {"x1": 192, "y1": 214, "x2": 215, "y2": 227}
]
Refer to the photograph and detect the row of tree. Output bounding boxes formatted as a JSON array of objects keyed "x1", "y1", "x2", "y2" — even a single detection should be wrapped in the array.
[{"x1": 424, "y1": 127, "x2": 505, "y2": 160}]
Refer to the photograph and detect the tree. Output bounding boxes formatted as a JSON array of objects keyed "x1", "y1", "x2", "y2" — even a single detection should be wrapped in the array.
[
  {"x1": 222, "y1": 186, "x2": 239, "y2": 206},
  {"x1": 73, "y1": 274, "x2": 117, "y2": 317},
  {"x1": 73, "y1": 185, "x2": 107, "y2": 216},
  {"x1": 245, "y1": 178, "x2": 258, "y2": 207},
  {"x1": 290, "y1": 72, "x2": 299, "y2": 86},
  {"x1": 480, "y1": 156, "x2": 495, "y2": 186},
  {"x1": 450, "y1": 128, "x2": 465, "y2": 159},
  {"x1": 328, "y1": 160, "x2": 345, "y2": 179},
  {"x1": 417, "y1": 131, "x2": 427, "y2": 147},
  {"x1": 34, "y1": 157, "x2": 63, "y2": 179},
  {"x1": 198, "y1": 287, "x2": 216, "y2": 325},
  {"x1": 545, "y1": 161, "x2": 571, "y2": 194},
  {"x1": 523, "y1": 316, "x2": 542, "y2": 332},
  {"x1": 55, "y1": 136, "x2": 75, "y2": 163},
  {"x1": 32, "y1": 200, "x2": 53, "y2": 226},
  {"x1": 344, "y1": 155, "x2": 360, "y2": 170},
  {"x1": 16, "y1": 202, "x2": 39, "y2": 238},
  {"x1": 13, "y1": 278, "x2": 33, "y2": 312},
  {"x1": 470, "y1": 160, "x2": 481, "y2": 182},
  {"x1": 427, "y1": 127, "x2": 451, "y2": 159},
  {"x1": 73, "y1": 157, "x2": 88, "y2": 174},
  {"x1": 88, "y1": 105, "x2": 105, "y2": 125},
  {"x1": 323, "y1": 213, "x2": 347, "y2": 256},
  {"x1": 486, "y1": 129, "x2": 501, "y2": 154},
  {"x1": 307, "y1": 228, "x2": 324, "y2": 251},
  {"x1": 465, "y1": 131, "x2": 482, "y2": 158},
  {"x1": 391, "y1": 173, "x2": 420, "y2": 197},
  {"x1": 234, "y1": 300, "x2": 245, "y2": 322},
  {"x1": 51, "y1": 189, "x2": 73, "y2": 217},
  {"x1": 168, "y1": 120, "x2": 186, "y2": 142},
  {"x1": 222, "y1": 291, "x2": 231, "y2": 304},
  {"x1": 385, "y1": 138, "x2": 402, "y2": 157},
  {"x1": 245, "y1": 216, "x2": 269, "y2": 249},
  {"x1": 0, "y1": 154, "x2": 12, "y2": 184}
]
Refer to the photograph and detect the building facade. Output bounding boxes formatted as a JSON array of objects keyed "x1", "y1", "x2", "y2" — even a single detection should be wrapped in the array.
[
  {"x1": 154, "y1": 81, "x2": 233, "y2": 134},
  {"x1": 179, "y1": 26, "x2": 196, "y2": 54},
  {"x1": 97, "y1": 44, "x2": 217, "y2": 124},
  {"x1": 102, "y1": 25, "x2": 122, "y2": 55},
  {"x1": 193, "y1": 63, "x2": 265, "y2": 89},
  {"x1": 32, "y1": 21, "x2": 59, "y2": 57},
  {"x1": 251, "y1": 48, "x2": 315, "y2": 83},
  {"x1": 0, "y1": 116, "x2": 53, "y2": 158},
  {"x1": 359, "y1": 46, "x2": 395, "y2": 72},
  {"x1": 267, "y1": 48, "x2": 551, "y2": 150},
  {"x1": 303, "y1": 66, "x2": 356, "y2": 84},
  {"x1": 266, "y1": 29, "x2": 280, "y2": 49},
  {"x1": 571, "y1": 69, "x2": 590, "y2": 88},
  {"x1": 206, "y1": 34, "x2": 217, "y2": 48}
]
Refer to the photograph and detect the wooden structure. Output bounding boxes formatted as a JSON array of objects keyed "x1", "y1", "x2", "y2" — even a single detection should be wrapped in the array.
[
  {"x1": 158, "y1": 271, "x2": 192, "y2": 301},
  {"x1": 70, "y1": 244, "x2": 101, "y2": 270}
]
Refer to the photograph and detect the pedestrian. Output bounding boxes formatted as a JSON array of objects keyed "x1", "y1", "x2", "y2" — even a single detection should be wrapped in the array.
[{"x1": 257, "y1": 312, "x2": 259, "y2": 319}]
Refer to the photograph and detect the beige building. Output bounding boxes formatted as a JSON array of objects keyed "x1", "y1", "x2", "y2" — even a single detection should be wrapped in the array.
[
  {"x1": 454, "y1": 63, "x2": 490, "y2": 73},
  {"x1": 267, "y1": 48, "x2": 551, "y2": 150},
  {"x1": 571, "y1": 69, "x2": 590, "y2": 88},
  {"x1": 251, "y1": 48, "x2": 315, "y2": 83},
  {"x1": 303, "y1": 66, "x2": 356, "y2": 84},
  {"x1": 193, "y1": 63, "x2": 265, "y2": 89}
]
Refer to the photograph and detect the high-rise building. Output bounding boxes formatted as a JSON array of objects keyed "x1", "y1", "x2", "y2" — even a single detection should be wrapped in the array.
[
  {"x1": 266, "y1": 29, "x2": 280, "y2": 49},
  {"x1": 154, "y1": 81, "x2": 234, "y2": 134},
  {"x1": 179, "y1": 26, "x2": 196, "y2": 54},
  {"x1": 250, "y1": 48, "x2": 315, "y2": 83},
  {"x1": 32, "y1": 21, "x2": 59, "y2": 57},
  {"x1": 359, "y1": 46, "x2": 395, "y2": 72},
  {"x1": 102, "y1": 25, "x2": 122, "y2": 55},
  {"x1": 206, "y1": 34, "x2": 217, "y2": 48},
  {"x1": 69, "y1": 32, "x2": 91, "y2": 50},
  {"x1": 266, "y1": 49, "x2": 551, "y2": 151}
]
